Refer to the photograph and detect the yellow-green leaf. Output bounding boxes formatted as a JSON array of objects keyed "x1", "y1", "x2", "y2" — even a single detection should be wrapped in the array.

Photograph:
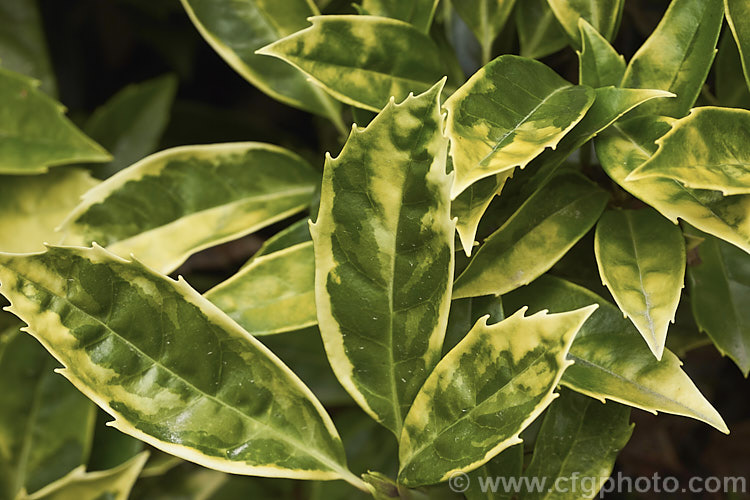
[
  {"x1": 577, "y1": 18, "x2": 625, "y2": 88},
  {"x1": 0, "y1": 168, "x2": 99, "y2": 253},
  {"x1": 0, "y1": 327, "x2": 96, "y2": 498},
  {"x1": 547, "y1": 0, "x2": 624, "y2": 49},
  {"x1": 620, "y1": 0, "x2": 723, "y2": 118},
  {"x1": 397, "y1": 305, "x2": 598, "y2": 487},
  {"x1": 725, "y1": 0, "x2": 750, "y2": 95},
  {"x1": 628, "y1": 107, "x2": 750, "y2": 195},
  {"x1": 0, "y1": 245, "x2": 361, "y2": 484},
  {"x1": 453, "y1": 171, "x2": 513, "y2": 257},
  {"x1": 687, "y1": 225, "x2": 750, "y2": 377},
  {"x1": 716, "y1": 33, "x2": 750, "y2": 109},
  {"x1": 452, "y1": 0, "x2": 517, "y2": 64},
  {"x1": 516, "y1": 0, "x2": 568, "y2": 59},
  {"x1": 21, "y1": 452, "x2": 149, "y2": 500},
  {"x1": 453, "y1": 172, "x2": 609, "y2": 299},
  {"x1": 594, "y1": 208, "x2": 686, "y2": 360},
  {"x1": 0, "y1": 68, "x2": 110, "y2": 174},
  {"x1": 444, "y1": 55, "x2": 595, "y2": 197},
  {"x1": 361, "y1": 0, "x2": 438, "y2": 32},
  {"x1": 60, "y1": 143, "x2": 319, "y2": 274},
  {"x1": 258, "y1": 16, "x2": 447, "y2": 112},
  {"x1": 206, "y1": 242, "x2": 316, "y2": 336},
  {"x1": 179, "y1": 0, "x2": 342, "y2": 123},
  {"x1": 504, "y1": 275, "x2": 729, "y2": 433},
  {"x1": 312, "y1": 82, "x2": 453, "y2": 436}
]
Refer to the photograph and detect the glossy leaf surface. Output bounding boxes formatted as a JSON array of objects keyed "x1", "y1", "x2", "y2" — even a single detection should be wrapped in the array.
[
  {"x1": 628, "y1": 107, "x2": 750, "y2": 195},
  {"x1": 595, "y1": 116, "x2": 750, "y2": 254},
  {"x1": 520, "y1": 390, "x2": 632, "y2": 500},
  {"x1": 725, "y1": 0, "x2": 750, "y2": 94},
  {"x1": 0, "y1": 168, "x2": 99, "y2": 253},
  {"x1": 452, "y1": 0, "x2": 517, "y2": 63},
  {"x1": 60, "y1": 143, "x2": 319, "y2": 274},
  {"x1": 0, "y1": 245, "x2": 354, "y2": 482},
  {"x1": 577, "y1": 18, "x2": 625, "y2": 88},
  {"x1": 312, "y1": 83, "x2": 453, "y2": 436},
  {"x1": 0, "y1": 68, "x2": 110, "y2": 174},
  {"x1": 453, "y1": 171, "x2": 513, "y2": 256},
  {"x1": 361, "y1": 0, "x2": 438, "y2": 32},
  {"x1": 547, "y1": 0, "x2": 624, "y2": 48},
  {"x1": 0, "y1": 328, "x2": 95, "y2": 498},
  {"x1": 453, "y1": 172, "x2": 608, "y2": 298},
  {"x1": 620, "y1": 0, "x2": 723, "y2": 118},
  {"x1": 594, "y1": 209, "x2": 686, "y2": 360},
  {"x1": 444, "y1": 55, "x2": 595, "y2": 196},
  {"x1": 206, "y1": 242, "x2": 316, "y2": 336},
  {"x1": 258, "y1": 16, "x2": 446, "y2": 112},
  {"x1": 398, "y1": 306, "x2": 597, "y2": 486},
  {"x1": 687, "y1": 226, "x2": 750, "y2": 376},
  {"x1": 504, "y1": 276, "x2": 728, "y2": 433},
  {"x1": 516, "y1": 0, "x2": 568, "y2": 59},
  {"x1": 180, "y1": 0, "x2": 341, "y2": 120}
]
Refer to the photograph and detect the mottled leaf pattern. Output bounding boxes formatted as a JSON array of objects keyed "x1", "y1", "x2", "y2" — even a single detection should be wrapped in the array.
[
  {"x1": 397, "y1": 305, "x2": 597, "y2": 486},
  {"x1": 60, "y1": 143, "x2": 319, "y2": 274},
  {"x1": 547, "y1": 0, "x2": 624, "y2": 48},
  {"x1": 206, "y1": 242, "x2": 316, "y2": 336},
  {"x1": 628, "y1": 107, "x2": 750, "y2": 195},
  {"x1": 361, "y1": 0, "x2": 438, "y2": 32},
  {"x1": 504, "y1": 276, "x2": 728, "y2": 433},
  {"x1": 312, "y1": 82, "x2": 453, "y2": 436},
  {"x1": 453, "y1": 172, "x2": 608, "y2": 298},
  {"x1": 621, "y1": 0, "x2": 723, "y2": 118},
  {"x1": 0, "y1": 246, "x2": 358, "y2": 483},
  {"x1": 595, "y1": 209, "x2": 686, "y2": 360},
  {"x1": 687, "y1": 226, "x2": 750, "y2": 377},
  {"x1": 0, "y1": 328, "x2": 96, "y2": 498},
  {"x1": 258, "y1": 16, "x2": 446, "y2": 112},
  {"x1": 577, "y1": 18, "x2": 625, "y2": 88},
  {"x1": 444, "y1": 55, "x2": 595, "y2": 196},
  {"x1": 0, "y1": 68, "x2": 110, "y2": 174},
  {"x1": 453, "y1": 171, "x2": 513, "y2": 256}
]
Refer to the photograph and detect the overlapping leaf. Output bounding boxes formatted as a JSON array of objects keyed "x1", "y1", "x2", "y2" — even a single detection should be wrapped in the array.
[
  {"x1": 258, "y1": 16, "x2": 446, "y2": 112},
  {"x1": 687, "y1": 226, "x2": 750, "y2": 377},
  {"x1": 725, "y1": 0, "x2": 750, "y2": 94},
  {"x1": 453, "y1": 172, "x2": 608, "y2": 299},
  {"x1": 206, "y1": 242, "x2": 316, "y2": 336},
  {"x1": 0, "y1": 245, "x2": 358, "y2": 484},
  {"x1": 361, "y1": 0, "x2": 438, "y2": 32},
  {"x1": 516, "y1": 0, "x2": 568, "y2": 59},
  {"x1": 0, "y1": 68, "x2": 110, "y2": 174},
  {"x1": 520, "y1": 390, "x2": 632, "y2": 500},
  {"x1": 594, "y1": 208, "x2": 686, "y2": 360},
  {"x1": 504, "y1": 276, "x2": 728, "y2": 433},
  {"x1": 716, "y1": 34, "x2": 750, "y2": 109},
  {"x1": 397, "y1": 305, "x2": 597, "y2": 486},
  {"x1": 595, "y1": 116, "x2": 750, "y2": 253},
  {"x1": 628, "y1": 107, "x2": 750, "y2": 195},
  {"x1": 465, "y1": 445, "x2": 523, "y2": 500},
  {"x1": 452, "y1": 0, "x2": 517, "y2": 64},
  {"x1": 60, "y1": 143, "x2": 319, "y2": 274},
  {"x1": 0, "y1": 326, "x2": 96, "y2": 499},
  {"x1": 311, "y1": 82, "x2": 453, "y2": 436},
  {"x1": 180, "y1": 0, "x2": 342, "y2": 123},
  {"x1": 547, "y1": 0, "x2": 624, "y2": 48},
  {"x1": 577, "y1": 19, "x2": 625, "y2": 88},
  {"x1": 444, "y1": 55, "x2": 595, "y2": 197},
  {"x1": 621, "y1": 0, "x2": 723, "y2": 118}
]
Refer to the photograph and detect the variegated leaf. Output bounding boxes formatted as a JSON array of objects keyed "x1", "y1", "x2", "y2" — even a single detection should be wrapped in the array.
[
  {"x1": 453, "y1": 172, "x2": 608, "y2": 299},
  {"x1": 516, "y1": 0, "x2": 568, "y2": 59},
  {"x1": 0, "y1": 68, "x2": 110, "y2": 174},
  {"x1": 686, "y1": 226, "x2": 750, "y2": 377},
  {"x1": 179, "y1": 0, "x2": 342, "y2": 125},
  {"x1": 397, "y1": 305, "x2": 598, "y2": 487},
  {"x1": 595, "y1": 116, "x2": 750, "y2": 253},
  {"x1": 312, "y1": 82, "x2": 453, "y2": 436},
  {"x1": 0, "y1": 0, "x2": 57, "y2": 95},
  {"x1": 60, "y1": 143, "x2": 319, "y2": 274},
  {"x1": 0, "y1": 168, "x2": 99, "y2": 253},
  {"x1": 725, "y1": 0, "x2": 750, "y2": 94},
  {"x1": 520, "y1": 390, "x2": 632, "y2": 500},
  {"x1": 444, "y1": 55, "x2": 595, "y2": 197},
  {"x1": 594, "y1": 208, "x2": 686, "y2": 360},
  {"x1": 258, "y1": 16, "x2": 446, "y2": 112},
  {"x1": 452, "y1": 0, "x2": 517, "y2": 64},
  {"x1": 547, "y1": 0, "x2": 624, "y2": 48},
  {"x1": 504, "y1": 275, "x2": 729, "y2": 433},
  {"x1": 0, "y1": 245, "x2": 363, "y2": 486},
  {"x1": 453, "y1": 171, "x2": 513, "y2": 257},
  {"x1": 0, "y1": 326, "x2": 96, "y2": 499},
  {"x1": 577, "y1": 18, "x2": 625, "y2": 88},
  {"x1": 84, "y1": 75, "x2": 177, "y2": 179},
  {"x1": 621, "y1": 0, "x2": 723, "y2": 118},
  {"x1": 628, "y1": 107, "x2": 750, "y2": 195},
  {"x1": 206, "y1": 242, "x2": 316, "y2": 336},
  {"x1": 361, "y1": 0, "x2": 438, "y2": 32},
  {"x1": 465, "y1": 445, "x2": 523, "y2": 500},
  {"x1": 21, "y1": 452, "x2": 149, "y2": 500}
]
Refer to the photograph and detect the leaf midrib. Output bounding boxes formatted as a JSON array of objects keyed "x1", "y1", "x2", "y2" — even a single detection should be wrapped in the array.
[{"x1": 12, "y1": 356, "x2": 48, "y2": 496}]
